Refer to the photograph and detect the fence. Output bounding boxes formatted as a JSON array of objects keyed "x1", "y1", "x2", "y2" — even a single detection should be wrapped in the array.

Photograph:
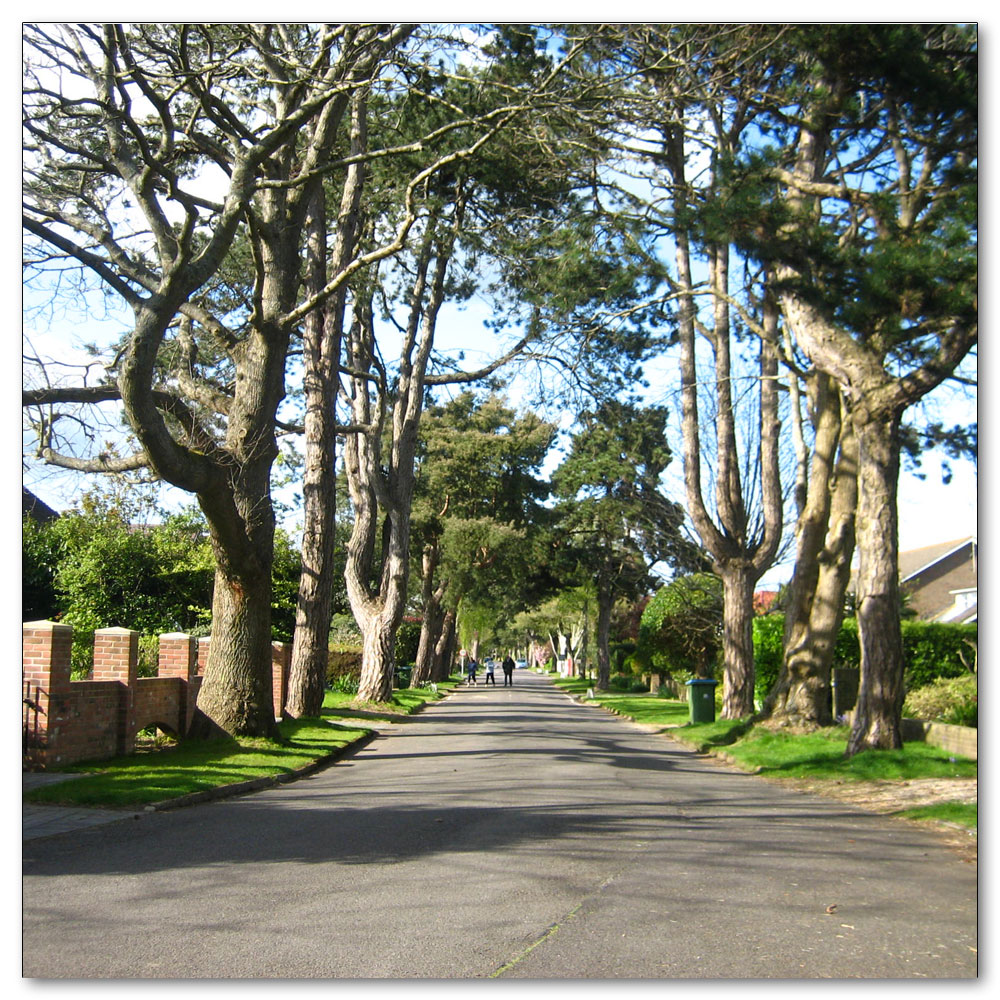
[{"x1": 22, "y1": 621, "x2": 291, "y2": 769}]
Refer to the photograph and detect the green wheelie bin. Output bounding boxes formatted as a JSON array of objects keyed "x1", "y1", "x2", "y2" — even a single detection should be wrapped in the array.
[{"x1": 685, "y1": 678, "x2": 718, "y2": 723}]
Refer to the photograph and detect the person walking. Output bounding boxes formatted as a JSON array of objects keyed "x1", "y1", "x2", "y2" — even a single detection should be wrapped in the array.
[
  {"x1": 466, "y1": 658, "x2": 478, "y2": 685},
  {"x1": 502, "y1": 655, "x2": 515, "y2": 686},
  {"x1": 484, "y1": 659, "x2": 496, "y2": 686}
]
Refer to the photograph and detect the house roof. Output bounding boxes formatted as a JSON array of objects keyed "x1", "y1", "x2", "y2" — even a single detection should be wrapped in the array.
[
  {"x1": 22, "y1": 487, "x2": 59, "y2": 523},
  {"x1": 899, "y1": 537, "x2": 976, "y2": 582}
]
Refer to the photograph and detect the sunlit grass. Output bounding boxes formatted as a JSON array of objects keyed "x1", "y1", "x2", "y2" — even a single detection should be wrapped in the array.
[
  {"x1": 553, "y1": 680, "x2": 977, "y2": 785},
  {"x1": 23, "y1": 717, "x2": 370, "y2": 808},
  {"x1": 322, "y1": 676, "x2": 460, "y2": 720},
  {"x1": 895, "y1": 801, "x2": 977, "y2": 830}
]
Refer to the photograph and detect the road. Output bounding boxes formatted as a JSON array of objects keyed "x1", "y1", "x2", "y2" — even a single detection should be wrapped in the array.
[{"x1": 22, "y1": 671, "x2": 977, "y2": 979}]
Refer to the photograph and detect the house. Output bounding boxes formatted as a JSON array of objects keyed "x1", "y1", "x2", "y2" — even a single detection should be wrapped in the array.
[{"x1": 898, "y1": 536, "x2": 977, "y2": 623}]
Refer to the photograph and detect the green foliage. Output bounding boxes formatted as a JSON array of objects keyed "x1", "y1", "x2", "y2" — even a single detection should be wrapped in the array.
[
  {"x1": 753, "y1": 614, "x2": 977, "y2": 700},
  {"x1": 900, "y1": 621, "x2": 978, "y2": 690},
  {"x1": 21, "y1": 515, "x2": 65, "y2": 621},
  {"x1": 903, "y1": 674, "x2": 978, "y2": 728},
  {"x1": 639, "y1": 573, "x2": 723, "y2": 677},
  {"x1": 752, "y1": 614, "x2": 785, "y2": 702},
  {"x1": 21, "y1": 485, "x2": 303, "y2": 674}
]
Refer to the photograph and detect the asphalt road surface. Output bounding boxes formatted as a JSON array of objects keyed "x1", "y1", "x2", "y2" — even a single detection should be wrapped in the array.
[{"x1": 22, "y1": 671, "x2": 977, "y2": 979}]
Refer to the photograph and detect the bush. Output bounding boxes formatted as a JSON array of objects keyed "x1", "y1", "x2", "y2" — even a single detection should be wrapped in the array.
[
  {"x1": 331, "y1": 673, "x2": 359, "y2": 695},
  {"x1": 752, "y1": 614, "x2": 784, "y2": 702},
  {"x1": 900, "y1": 621, "x2": 978, "y2": 690},
  {"x1": 609, "y1": 672, "x2": 632, "y2": 691},
  {"x1": 629, "y1": 680, "x2": 650, "y2": 693},
  {"x1": 752, "y1": 614, "x2": 977, "y2": 700},
  {"x1": 903, "y1": 673, "x2": 977, "y2": 727},
  {"x1": 326, "y1": 648, "x2": 362, "y2": 688}
]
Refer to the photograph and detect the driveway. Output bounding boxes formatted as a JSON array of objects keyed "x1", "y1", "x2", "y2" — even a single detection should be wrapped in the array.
[{"x1": 22, "y1": 671, "x2": 977, "y2": 978}]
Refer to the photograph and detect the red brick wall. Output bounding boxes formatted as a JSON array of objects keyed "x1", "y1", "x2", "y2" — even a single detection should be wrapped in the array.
[{"x1": 22, "y1": 623, "x2": 270, "y2": 769}]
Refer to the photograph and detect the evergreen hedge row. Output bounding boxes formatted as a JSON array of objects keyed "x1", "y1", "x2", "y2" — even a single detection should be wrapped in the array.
[{"x1": 752, "y1": 614, "x2": 977, "y2": 700}]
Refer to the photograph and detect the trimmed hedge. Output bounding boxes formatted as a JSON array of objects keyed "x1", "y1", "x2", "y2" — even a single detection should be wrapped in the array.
[{"x1": 753, "y1": 614, "x2": 977, "y2": 699}]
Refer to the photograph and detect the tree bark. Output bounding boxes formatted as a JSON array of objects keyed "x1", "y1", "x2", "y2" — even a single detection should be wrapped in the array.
[
  {"x1": 762, "y1": 376, "x2": 858, "y2": 728},
  {"x1": 190, "y1": 560, "x2": 278, "y2": 739},
  {"x1": 846, "y1": 411, "x2": 905, "y2": 753},
  {"x1": 720, "y1": 563, "x2": 756, "y2": 718},
  {"x1": 431, "y1": 608, "x2": 457, "y2": 682},
  {"x1": 411, "y1": 543, "x2": 446, "y2": 687},
  {"x1": 286, "y1": 94, "x2": 367, "y2": 718},
  {"x1": 595, "y1": 579, "x2": 613, "y2": 691}
]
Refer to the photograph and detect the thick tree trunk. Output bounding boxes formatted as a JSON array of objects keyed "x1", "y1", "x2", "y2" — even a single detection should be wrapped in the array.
[
  {"x1": 762, "y1": 381, "x2": 858, "y2": 728},
  {"x1": 286, "y1": 199, "x2": 337, "y2": 719},
  {"x1": 720, "y1": 564, "x2": 756, "y2": 719},
  {"x1": 191, "y1": 562, "x2": 278, "y2": 739},
  {"x1": 287, "y1": 96, "x2": 366, "y2": 718},
  {"x1": 846, "y1": 412, "x2": 905, "y2": 755},
  {"x1": 356, "y1": 612, "x2": 397, "y2": 703}
]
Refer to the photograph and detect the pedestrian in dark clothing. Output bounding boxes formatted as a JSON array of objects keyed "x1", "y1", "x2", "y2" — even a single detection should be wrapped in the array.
[
  {"x1": 484, "y1": 659, "x2": 496, "y2": 685},
  {"x1": 466, "y1": 659, "x2": 478, "y2": 685},
  {"x1": 502, "y1": 656, "x2": 515, "y2": 686}
]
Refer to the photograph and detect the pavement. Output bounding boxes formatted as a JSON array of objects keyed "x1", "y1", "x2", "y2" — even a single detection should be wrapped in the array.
[{"x1": 22, "y1": 772, "x2": 145, "y2": 841}]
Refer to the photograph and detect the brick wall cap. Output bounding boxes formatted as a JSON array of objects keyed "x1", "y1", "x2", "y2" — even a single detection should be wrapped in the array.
[
  {"x1": 94, "y1": 627, "x2": 139, "y2": 636},
  {"x1": 23, "y1": 620, "x2": 72, "y2": 631},
  {"x1": 159, "y1": 632, "x2": 195, "y2": 640}
]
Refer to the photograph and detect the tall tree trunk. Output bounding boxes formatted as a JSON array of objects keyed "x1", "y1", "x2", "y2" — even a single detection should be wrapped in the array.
[
  {"x1": 285, "y1": 194, "x2": 335, "y2": 718},
  {"x1": 412, "y1": 544, "x2": 445, "y2": 687},
  {"x1": 191, "y1": 561, "x2": 278, "y2": 738},
  {"x1": 357, "y1": 612, "x2": 397, "y2": 703},
  {"x1": 847, "y1": 411, "x2": 905, "y2": 754},
  {"x1": 430, "y1": 608, "x2": 456, "y2": 682},
  {"x1": 762, "y1": 377, "x2": 858, "y2": 728},
  {"x1": 720, "y1": 563, "x2": 756, "y2": 718},
  {"x1": 287, "y1": 94, "x2": 367, "y2": 718},
  {"x1": 595, "y1": 580, "x2": 613, "y2": 691}
]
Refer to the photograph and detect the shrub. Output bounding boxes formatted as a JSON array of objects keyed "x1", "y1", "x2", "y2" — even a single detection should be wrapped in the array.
[
  {"x1": 903, "y1": 673, "x2": 977, "y2": 727},
  {"x1": 639, "y1": 573, "x2": 723, "y2": 677},
  {"x1": 609, "y1": 672, "x2": 632, "y2": 691},
  {"x1": 752, "y1": 614, "x2": 785, "y2": 702},
  {"x1": 752, "y1": 614, "x2": 977, "y2": 700},
  {"x1": 900, "y1": 622, "x2": 978, "y2": 690},
  {"x1": 629, "y1": 680, "x2": 650, "y2": 693},
  {"x1": 326, "y1": 648, "x2": 362, "y2": 688},
  {"x1": 331, "y1": 673, "x2": 360, "y2": 695}
]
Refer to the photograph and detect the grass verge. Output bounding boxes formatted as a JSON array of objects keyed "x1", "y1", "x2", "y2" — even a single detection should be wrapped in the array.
[
  {"x1": 23, "y1": 717, "x2": 370, "y2": 808},
  {"x1": 894, "y1": 801, "x2": 977, "y2": 828},
  {"x1": 322, "y1": 677, "x2": 460, "y2": 720}
]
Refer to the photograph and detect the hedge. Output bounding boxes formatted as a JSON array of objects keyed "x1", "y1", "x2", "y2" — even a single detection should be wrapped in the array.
[{"x1": 752, "y1": 615, "x2": 977, "y2": 699}]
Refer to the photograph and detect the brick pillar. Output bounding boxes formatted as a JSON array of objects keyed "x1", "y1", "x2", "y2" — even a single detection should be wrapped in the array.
[
  {"x1": 93, "y1": 627, "x2": 139, "y2": 684},
  {"x1": 159, "y1": 632, "x2": 199, "y2": 735},
  {"x1": 23, "y1": 620, "x2": 73, "y2": 694},
  {"x1": 158, "y1": 633, "x2": 197, "y2": 680},
  {"x1": 272, "y1": 641, "x2": 290, "y2": 720},
  {"x1": 22, "y1": 621, "x2": 73, "y2": 767},
  {"x1": 196, "y1": 636, "x2": 210, "y2": 675},
  {"x1": 93, "y1": 627, "x2": 138, "y2": 754}
]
